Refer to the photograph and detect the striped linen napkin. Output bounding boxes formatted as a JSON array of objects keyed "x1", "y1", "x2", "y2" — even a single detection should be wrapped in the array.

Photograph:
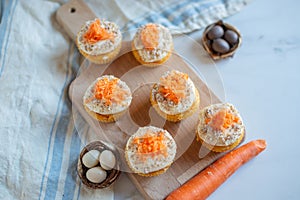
[
  {"x1": 0, "y1": 0, "x2": 250, "y2": 199},
  {"x1": 121, "y1": 0, "x2": 251, "y2": 33}
]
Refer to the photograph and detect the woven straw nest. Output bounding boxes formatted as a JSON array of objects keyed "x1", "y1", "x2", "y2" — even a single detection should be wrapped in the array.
[
  {"x1": 77, "y1": 141, "x2": 121, "y2": 189},
  {"x1": 202, "y1": 20, "x2": 242, "y2": 60}
]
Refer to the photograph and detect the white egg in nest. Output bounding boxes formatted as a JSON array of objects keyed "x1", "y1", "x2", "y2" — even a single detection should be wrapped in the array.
[
  {"x1": 86, "y1": 167, "x2": 107, "y2": 183},
  {"x1": 99, "y1": 150, "x2": 116, "y2": 170},
  {"x1": 82, "y1": 150, "x2": 100, "y2": 168}
]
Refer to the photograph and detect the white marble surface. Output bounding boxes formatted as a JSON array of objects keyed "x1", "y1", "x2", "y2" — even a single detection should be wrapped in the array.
[
  {"x1": 197, "y1": 0, "x2": 300, "y2": 199},
  {"x1": 194, "y1": 0, "x2": 300, "y2": 199},
  {"x1": 115, "y1": 0, "x2": 300, "y2": 199}
]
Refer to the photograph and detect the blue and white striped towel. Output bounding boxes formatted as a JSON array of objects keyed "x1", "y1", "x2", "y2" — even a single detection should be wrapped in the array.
[{"x1": 0, "y1": 0, "x2": 250, "y2": 199}]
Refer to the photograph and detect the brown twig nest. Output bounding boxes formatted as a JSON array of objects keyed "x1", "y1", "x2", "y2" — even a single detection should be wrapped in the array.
[
  {"x1": 202, "y1": 20, "x2": 242, "y2": 60},
  {"x1": 77, "y1": 141, "x2": 121, "y2": 189}
]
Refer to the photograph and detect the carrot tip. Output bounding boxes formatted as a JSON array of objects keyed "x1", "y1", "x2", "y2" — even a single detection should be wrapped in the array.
[{"x1": 254, "y1": 139, "x2": 267, "y2": 150}]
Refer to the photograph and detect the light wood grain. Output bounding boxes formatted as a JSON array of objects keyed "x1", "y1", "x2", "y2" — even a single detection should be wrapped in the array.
[
  {"x1": 57, "y1": 1, "x2": 223, "y2": 199},
  {"x1": 56, "y1": 0, "x2": 96, "y2": 41},
  {"x1": 69, "y1": 42, "x2": 223, "y2": 200}
]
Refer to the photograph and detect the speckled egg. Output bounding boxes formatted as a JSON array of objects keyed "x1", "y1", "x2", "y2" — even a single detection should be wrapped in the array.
[
  {"x1": 82, "y1": 150, "x2": 100, "y2": 168},
  {"x1": 212, "y1": 38, "x2": 230, "y2": 54},
  {"x1": 99, "y1": 150, "x2": 116, "y2": 170},
  {"x1": 224, "y1": 30, "x2": 239, "y2": 45},
  {"x1": 207, "y1": 25, "x2": 224, "y2": 40},
  {"x1": 86, "y1": 167, "x2": 107, "y2": 183}
]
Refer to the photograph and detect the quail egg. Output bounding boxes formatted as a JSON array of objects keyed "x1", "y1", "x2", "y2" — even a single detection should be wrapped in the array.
[
  {"x1": 212, "y1": 38, "x2": 230, "y2": 54},
  {"x1": 224, "y1": 29, "x2": 239, "y2": 45},
  {"x1": 82, "y1": 150, "x2": 100, "y2": 168},
  {"x1": 99, "y1": 150, "x2": 116, "y2": 170},
  {"x1": 207, "y1": 25, "x2": 224, "y2": 40},
  {"x1": 86, "y1": 167, "x2": 107, "y2": 183}
]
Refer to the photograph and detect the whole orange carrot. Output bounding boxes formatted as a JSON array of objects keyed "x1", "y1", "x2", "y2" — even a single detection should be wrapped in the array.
[{"x1": 166, "y1": 139, "x2": 267, "y2": 200}]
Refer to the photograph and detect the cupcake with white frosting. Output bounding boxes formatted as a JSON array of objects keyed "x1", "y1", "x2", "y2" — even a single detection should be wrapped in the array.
[
  {"x1": 132, "y1": 23, "x2": 173, "y2": 67},
  {"x1": 196, "y1": 103, "x2": 245, "y2": 152},
  {"x1": 125, "y1": 126, "x2": 177, "y2": 176},
  {"x1": 83, "y1": 75, "x2": 132, "y2": 122},
  {"x1": 76, "y1": 18, "x2": 122, "y2": 64},
  {"x1": 150, "y1": 70, "x2": 200, "y2": 122}
]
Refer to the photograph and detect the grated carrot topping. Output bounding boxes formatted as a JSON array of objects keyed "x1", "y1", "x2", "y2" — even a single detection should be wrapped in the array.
[
  {"x1": 223, "y1": 111, "x2": 240, "y2": 129},
  {"x1": 205, "y1": 118, "x2": 211, "y2": 124},
  {"x1": 159, "y1": 71, "x2": 189, "y2": 104},
  {"x1": 83, "y1": 19, "x2": 114, "y2": 44},
  {"x1": 140, "y1": 24, "x2": 159, "y2": 50},
  {"x1": 133, "y1": 131, "x2": 168, "y2": 162},
  {"x1": 87, "y1": 77, "x2": 127, "y2": 106},
  {"x1": 209, "y1": 109, "x2": 240, "y2": 130}
]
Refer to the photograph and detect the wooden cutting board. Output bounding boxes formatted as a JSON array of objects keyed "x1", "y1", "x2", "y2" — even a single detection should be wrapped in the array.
[{"x1": 56, "y1": 1, "x2": 224, "y2": 199}]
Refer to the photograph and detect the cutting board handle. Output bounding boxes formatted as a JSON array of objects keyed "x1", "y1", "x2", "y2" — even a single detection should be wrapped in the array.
[{"x1": 56, "y1": 0, "x2": 96, "y2": 41}]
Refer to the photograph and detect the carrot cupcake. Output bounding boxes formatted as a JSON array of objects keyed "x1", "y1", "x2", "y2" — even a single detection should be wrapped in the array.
[
  {"x1": 196, "y1": 103, "x2": 245, "y2": 152},
  {"x1": 125, "y1": 126, "x2": 177, "y2": 177},
  {"x1": 150, "y1": 70, "x2": 200, "y2": 122},
  {"x1": 132, "y1": 23, "x2": 173, "y2": 67},
  {"x1": 76, "y1": 18, "x2": 122, "y2": 64},
  {"x1": 83, "y1": 75, "x2": 132, "y2": 122}
]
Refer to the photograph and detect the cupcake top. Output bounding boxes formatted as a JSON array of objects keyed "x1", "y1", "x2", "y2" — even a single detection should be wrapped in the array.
[
  {"x1": 197, "y1": 103, "x2": 245, "y2": 146},
  {"x1": 133, "y1": 23, "x2": 173, "y2": 62},
  {"x1": 77, "y1": 18, "x2": 122, "y2": 55},
  {"x1": 151, "y1": 70, "x2": 196, "y2": 115},
  {"x1": 83, "y1": 75, "x2": 132, "y2": 115},
  {"x1": 125, "y1": 126, "x2": 176, "y2": 174}
]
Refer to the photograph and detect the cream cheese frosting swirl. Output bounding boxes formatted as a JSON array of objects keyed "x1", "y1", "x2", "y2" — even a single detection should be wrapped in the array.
[
  {"x1": 151, "y1": 70, "x2": 196, "y2": 115},
  {"x1": 77, "y1": 18, "x2": 122, "y2": 56},
  {"x1": 83, "y1": 75, "x2": 132, "y2": 115},
  {"x1": 125, "y1": 126, "x2": 176, "y2": 174},
  {"x1": 197, "y1": 103, "x2": 245, "y2": 146},
  {"x1": 133, "y1": 23, "x2": 173, "y2": 62}
]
